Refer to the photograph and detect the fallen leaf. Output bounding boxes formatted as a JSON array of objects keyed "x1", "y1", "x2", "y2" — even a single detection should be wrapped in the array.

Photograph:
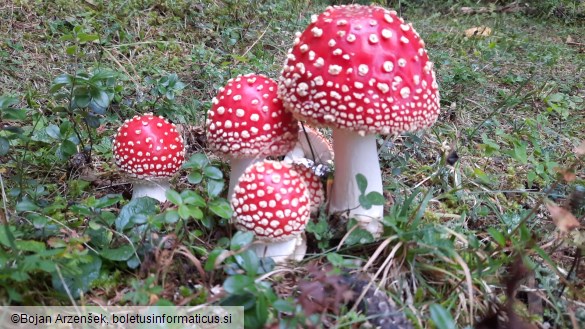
[
  {"x1": 465, "y1": 26, "x2": 492, "y2": 38},
  {"x1": 555, "y1": 167, "x2": 576, "y2": 182},
  {"x1": 545, "y1": 200, "x2": 581, "y2": 233},
  {"x1": 575, "y1": 141, "x2": 585, "y2": 156},
  {"x1": 566, "y1": 35, "x2": 574, "y2": 44}
]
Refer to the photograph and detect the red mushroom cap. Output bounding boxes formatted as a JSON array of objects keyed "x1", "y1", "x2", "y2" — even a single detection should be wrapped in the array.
[
  {"x1": 292, "y1": 163, "x2": 324, "y2": 213},
  {"x1": 206, "y1": 73, "x2": 298, "y2": 158},
  {"x1": 232, "y1": 160, "x2": 310, "y2": 241},
  {"x1": 113, "y1": 113, "x2": 185, "y2": 178},
  {"x1": 278, "y1": 5, "x2": 440, "y2": 136}
]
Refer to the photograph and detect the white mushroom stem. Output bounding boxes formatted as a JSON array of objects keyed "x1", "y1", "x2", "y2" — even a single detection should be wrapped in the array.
[
  {"x1": 228, "y1": 157, "x2": 260, "y2": 200},
  {"x1": 251, "y1": 234, "x2": 307, "y2": 264},
  {"x1": 328, "y1": 129, "x2": 384, "y2": 237},
  {"x1": 131, "y1": 179, "x2": 171, "y2": 203}
]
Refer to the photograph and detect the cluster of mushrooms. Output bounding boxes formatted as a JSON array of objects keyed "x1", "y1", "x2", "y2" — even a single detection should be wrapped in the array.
[{"x1": 112, "y1": 5, "x2": 440, "y2": 264}]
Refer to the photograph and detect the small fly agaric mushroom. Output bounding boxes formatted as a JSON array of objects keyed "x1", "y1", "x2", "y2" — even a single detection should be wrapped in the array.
[
  {"x1": 206, "y1": 73, "x2": 298, "y2": 200},
  {"x1": 232, "y1": 160, "x2": 310, "y2": 263},
  {"x1": 285, "y1": 123, "x2": 334, "y2": 166},
  {"x1": 113, "y1": 113, "x2": 185, "y2": 202},
  {"x1": 278, "y1": 5, "x2": 440, "y2": 237}
]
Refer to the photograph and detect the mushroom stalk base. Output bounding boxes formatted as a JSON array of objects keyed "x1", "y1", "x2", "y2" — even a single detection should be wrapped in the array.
[
  {"x1": 329, "y1": 129, "x2": 384, "y2": 237},
  {"x1": 228, "y1": 157, "x2": 260, "y2": 201},
  {"x1": 132, "y1": 179, "x2": 171, "y2": 203},
  {"x1": 251, "y1": 234, "x2": 307, "y2": 264}
]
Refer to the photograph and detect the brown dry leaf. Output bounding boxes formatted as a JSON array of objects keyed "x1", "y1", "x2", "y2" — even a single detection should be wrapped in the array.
[
  {"x1": 546, "y1": 201, "x2": 581, "y2": 233},
  {"x1": 566, "y1": 35, "x2": 574, "y2": 44},
  {"x1": 575, "y1": 141, "x2": 585, "y2": 156},
  {"x1": 465, "y1": 26, "x2": 492, "y2": 38},
  {"x1": 555, "y1": 167, "x2": 576, "y2": 182}
]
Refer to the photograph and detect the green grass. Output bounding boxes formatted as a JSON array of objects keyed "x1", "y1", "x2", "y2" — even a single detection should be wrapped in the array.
[{"x1": 1, "y1": 0, "x2": 584, "y2": 328}]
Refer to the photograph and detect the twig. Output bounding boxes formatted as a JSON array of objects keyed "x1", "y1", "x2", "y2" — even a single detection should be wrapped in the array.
[
  {"x1": 0, "y1": 172, "x2": 9, "y2": 223},
  {"x1": 55, "y1": 265, "x2": 81, "y2": 311},
  {"x1": 239, "y1": 23, "x2": 271, "y2": 59}
]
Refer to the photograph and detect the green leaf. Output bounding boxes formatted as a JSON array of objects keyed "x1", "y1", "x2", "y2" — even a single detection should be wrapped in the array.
[
  {"x1": 89, "y1": 194, "x2": 123, "y2": 208},
  {"x1": 66, "y1": 45, "x2": 78, "y2": 55},
  {"x1": 223, "y1": 274, "x2": 254, "y2": 295},
  {"x1": 411, "y1": 188, "x2": 434, "y2": 228},
  {"x1": 207, "y1": 179, "x2": 224, "y2": 197},
  {"x1": 58, "y1": 139, "x2": 78, "y2": 159},
  {"x1": 0, "y1": 137, "x2": 9, "y2": 156},
  {"x1": 164, "y1": 210, "x2": 180, "y2": 223},
  {"x1": 115, "y1": 197, "x2": 158, "y2": 231},
  {"x1": 15, "y1": 240, "x2": 46, "y2": 252},
  {"x1": 0, "y1": 225, "x2": 17, "y2": 248},
  {"x1": 512, "y1": 142, "x2": 528, "y2": 164},
  {"x1": 429, "y1": 304, "x2": 456, "y2": 329},
  {"x1": 2, "y1": 108, "x2": 27, "y2": 121},
  {"x1": 50, "y1": 75, "x2": 72, "y2": 93},
  {"x1": 209, "y1": 198, "x2": 233, "y2": 219},
  {"x1": 235, "y1": 250, "x2": 259, "y2": 276},
  {"x1": 187, "y1": 171, "x2": 203, "y2": 184},
  {"x1": 73, "y1": 93, "x2": 91, "y2": 108},
  {"x1": 181, "y1": 190, "x2": 206, "y2": 207},
  {"x1": 16, "y1": 198, "x2": 39, "y2": 212},
  {"x1": 253, "y1": 294, "x2": 269, "y2": 328},
  {"x1": 77, "y1": 32, "x2": 99, "y2": 43},
  {"x1": 0, "y1": 96, "x2": 19, "y2": 110},
  {"x1": 165, "y1": 189, "x2": 182, "y2": 205},
  {"x1": 343, "y1": 225, "x2": 374, "y2": 246},
  {"x1": 358, "y1": 194, "x2": 372, "y2": 209},
  {"x1": 91, "y1": 88, "x2": 110, "y2": 109},
  {"x1": 356, "y1": 173, "x2": 367, "y2": 194},
  {"x1": 178, "y1": 204, "x2": 200, "y2": 220},
  {"x1": 366, "y1": 191, "x2": 385, "y2": 206},
  {"x1": 273, "y1": 299, "x2": 296, "y2": 313},
  {"x1": 230, "y1": 231, "x2": 254, "y2": 251},
  {"x1": 182, "y1": 153, "x2": 209, "y2": 170},
  {"x1": 204, "y1": 166, "x2": 223, "y2": 180},
  {"x1": 52, "y1": 255, "x2": 102, "y2": 299},
  {"x1": 204, "y1": 249, "x2": 224, "y2": 271},
  {"x1": 45, "y1": 124, "x2": 61, "y2": 140},
  {"x1": 487, "y1": 228, "x2": 506, "y2": 247},
  {"x1": 100, "y1": 245, "x2": 134, "y2": 261}
]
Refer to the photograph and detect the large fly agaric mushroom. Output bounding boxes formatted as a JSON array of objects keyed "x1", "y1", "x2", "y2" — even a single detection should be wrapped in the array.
[
  {"x1": 231, "y1": 160, "x2": 310, "y2": 263},
  {"x1": 278, "y1": 5, "x2": 440, "y2": 236},
  {"x1": 206, "y1": 73, "x2": 298, "y2": 199},
  {"x1": 113, "y1": 113, "x2": 185, "y2": 202}
]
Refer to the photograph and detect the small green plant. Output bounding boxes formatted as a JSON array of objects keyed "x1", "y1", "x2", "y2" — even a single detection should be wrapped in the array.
[
  {"x1": 206, "y1": 231, "x2": 278, "y2": 329},
  {"x1": 50, "y1": 68, "x2": 120, "y2": 160}
]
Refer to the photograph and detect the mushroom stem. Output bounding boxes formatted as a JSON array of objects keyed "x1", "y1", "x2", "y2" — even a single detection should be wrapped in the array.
[
  {"x1": 132, "y1": 179, "x2": 171, "y2": 203},
  {"x1": 329, "y1": 129, "x2": 384, "y2": 237},
  {"x1": 228, "y1": 157, "x2": 260, "y2": 200},
  {"x1": 251, "y1": 234, "x2": 307, "y2": 264}
]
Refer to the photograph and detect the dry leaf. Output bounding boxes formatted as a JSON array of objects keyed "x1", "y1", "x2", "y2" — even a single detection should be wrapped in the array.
[
  {"x1": 465, "y1": 26, "x2": 492, "y2": 38},
  {"x1": 555, "y1": 167, "x2": 576, "y2": 182},
  {"x1": 546, "y1": 201, "x2": 581, "y2": 233},
  {"x1": 575, "y1": 141, "x2": 585, "y2": 156},
  {"x1": 566, "y1": 35, "x2": 574, "y2": 44}
]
